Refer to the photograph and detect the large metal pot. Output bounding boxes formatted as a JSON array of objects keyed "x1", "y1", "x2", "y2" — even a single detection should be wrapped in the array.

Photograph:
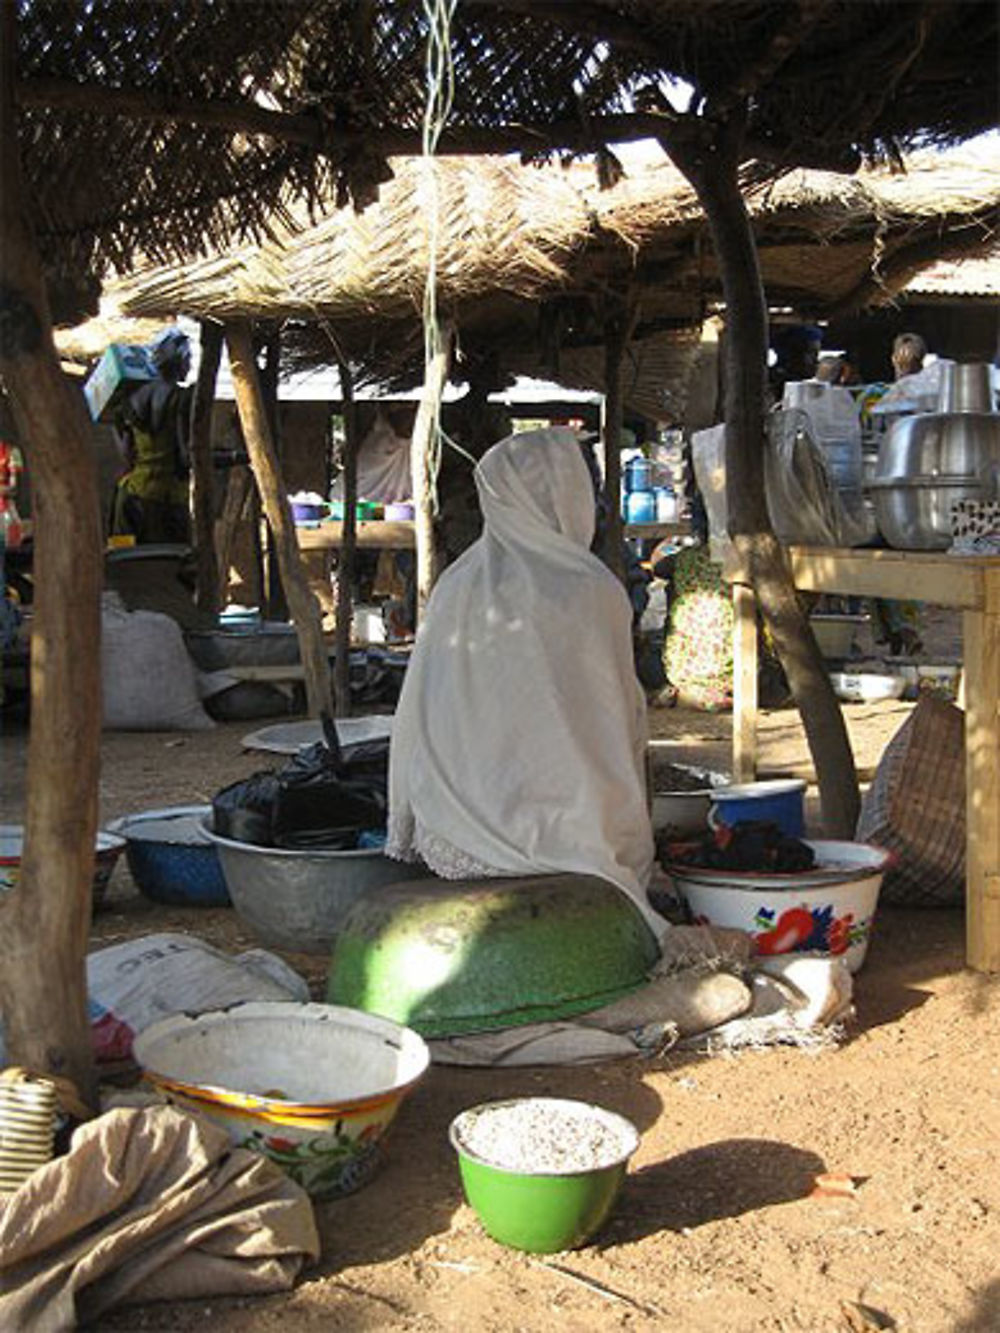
[{"x1": 871, "y1": 364, "x2": 1000, "y2": 549}]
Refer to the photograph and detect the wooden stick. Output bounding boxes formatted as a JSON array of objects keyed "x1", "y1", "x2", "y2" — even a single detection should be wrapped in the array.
[
  {"x1": 225, "y1": 320, "x2": 332, "y2": 718},
  {"x1": 190, "y1": 318, "x2": 222, "y2": 613},
  {"x1": 411, "y1": 328, "x2": 452, "y2": 619},
  {"x1": 333, "y1": 356, "x2": 359, "y2": 717}
]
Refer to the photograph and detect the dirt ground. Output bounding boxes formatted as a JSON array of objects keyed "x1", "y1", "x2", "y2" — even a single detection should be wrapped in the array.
[{"x1": 2, "y1": 685, "x2": 999, "y2": 1333}]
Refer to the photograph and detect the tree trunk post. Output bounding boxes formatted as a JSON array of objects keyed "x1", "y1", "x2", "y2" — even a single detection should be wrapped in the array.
[
  {"x1": 411, "y1": 327, "x2": 452, "y2": 619},
  {"x1": 333, "y1": 357, "x2": 359, "y2": 717},
  {"x1": 600, "y1": 301, "x2": 635, "y2": 582},
  {"x1": 191, "y1": 318, "x2": 223, "y2": 613},
  {"x1": 662, "y1": 113, "x2": 860, "y2": 837},
  {"x1": 0, "y1": 6, "x2": 99, "y2": 1105},
  {"x1": 225, "y1": 320, "x2": 332, "y2": 718}
]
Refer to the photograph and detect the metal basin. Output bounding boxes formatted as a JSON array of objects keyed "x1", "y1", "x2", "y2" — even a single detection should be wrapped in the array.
[
  {"x1": 105, "y1": 805, "x2": 228, "y2": 906},
  {"x1": 873, "y1": 406, "x2": 1000, "y2": 549},
  {"x1": 202, "y1": 818, "x2": 418, "y2": 953}
]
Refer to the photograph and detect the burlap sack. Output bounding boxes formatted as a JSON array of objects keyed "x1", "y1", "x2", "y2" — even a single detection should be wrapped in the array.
[{"x1": 856, "y1": 695, "x2": 965, "y2": 906}]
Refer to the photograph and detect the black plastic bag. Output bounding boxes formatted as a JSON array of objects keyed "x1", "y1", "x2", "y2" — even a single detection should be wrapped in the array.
[{"x1": 212, "y1": 714, "x2": 389, "y2": 849}]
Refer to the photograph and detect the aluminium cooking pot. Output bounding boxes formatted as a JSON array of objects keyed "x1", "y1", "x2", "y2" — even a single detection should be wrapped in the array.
[{"x1": 871, "y1": 363, "x2": 1000, "y2": 549}]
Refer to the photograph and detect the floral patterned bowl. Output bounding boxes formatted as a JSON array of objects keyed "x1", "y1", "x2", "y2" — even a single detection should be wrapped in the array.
[
  {"x1": 663, "y1": 840, "x2": 891, "y2": 973},
  {"x1": 132, "y1": 1001, "x2": 430, "y2": 1198}
]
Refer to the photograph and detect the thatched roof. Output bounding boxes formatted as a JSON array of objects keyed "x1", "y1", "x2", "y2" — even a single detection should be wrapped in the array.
[
  {"x1": 17, "y1": 0, "x2": 998, "y2": 319},
  {"x1": 94, "y1": 150, "x2": 996, "y2": 407}
]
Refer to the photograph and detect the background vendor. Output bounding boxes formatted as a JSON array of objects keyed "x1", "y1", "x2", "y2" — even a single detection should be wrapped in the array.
[{"x1": 110, "y1": 327, "x2": 193, "y2": 545}]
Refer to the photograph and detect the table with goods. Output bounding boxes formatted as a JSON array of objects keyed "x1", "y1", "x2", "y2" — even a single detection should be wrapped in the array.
[{"x1": 726, "y1": 361, "x2": 1000, "y2": 973}]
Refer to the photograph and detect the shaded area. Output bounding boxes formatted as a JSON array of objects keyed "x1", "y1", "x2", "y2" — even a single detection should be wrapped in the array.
[{"x1": 603, "y1": 1137, "x2": 827, "y2": 1243}]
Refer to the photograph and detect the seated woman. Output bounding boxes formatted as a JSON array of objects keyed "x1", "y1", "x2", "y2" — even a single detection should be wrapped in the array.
[{"x1": 386, "y1": 426, "x2": 661, "y2": 931}]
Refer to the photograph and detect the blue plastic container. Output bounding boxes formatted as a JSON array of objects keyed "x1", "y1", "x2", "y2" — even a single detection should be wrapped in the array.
[
  {"x1": 625, "y1": 489, "x2": 657, "y2": 524},
  {"x1": 105, "y1": 805, "x2": 230, "y2": 907},
  {"x1": 709, "y1": 779, "x2": 807, "y2": 838},
  {"x1": 624, "y1": 457, "x2": 653, "y2": 494}
]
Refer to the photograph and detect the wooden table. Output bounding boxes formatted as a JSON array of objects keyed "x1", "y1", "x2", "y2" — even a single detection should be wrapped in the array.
[
  {"x1": 728, "y1": 545, "x2": 1000, "y2": 972},
  {"x1": 297, "y1": 520, "x2": 417, "y2": 551},
  {"x1": 296, "y1": 519, "x2": 691, "y2": 552}
]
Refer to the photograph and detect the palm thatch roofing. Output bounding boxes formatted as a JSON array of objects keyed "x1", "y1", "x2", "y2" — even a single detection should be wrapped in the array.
[
  {"x1": 17, "y1": 0, "x2": 998, "y2": 323},
  {"x1": 81, "y1": 149, "x2": 993, "y2": 417}
]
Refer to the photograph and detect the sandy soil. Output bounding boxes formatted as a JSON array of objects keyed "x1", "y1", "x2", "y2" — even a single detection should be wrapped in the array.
[{"x1": 3, "y1": 694, "x2": 999, "y2": 1333}]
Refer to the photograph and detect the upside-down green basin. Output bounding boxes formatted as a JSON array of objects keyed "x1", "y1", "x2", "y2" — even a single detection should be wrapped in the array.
[
  {"x1": 449, "y1": 1098, "x2": 639, "y2": 1253},
  {"x1": 326, "y1": 874, "x2": 659, "y2": 1037}
]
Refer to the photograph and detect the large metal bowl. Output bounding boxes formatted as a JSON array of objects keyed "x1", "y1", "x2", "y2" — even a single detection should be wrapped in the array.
[
  {"x1": 201, "y1": 818, "x2": 416, "y2": 953},
  {"x1": 873, "y1": 407, "x2": 1000, "y2": 549}
]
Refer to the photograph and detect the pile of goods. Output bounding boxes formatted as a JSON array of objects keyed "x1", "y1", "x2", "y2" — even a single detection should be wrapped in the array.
[
  {"x1": 212, "y1": 716, "x2": 388, "y2": 851},
  {"x1": 659, "y1": 821, "x2": 816, "y2": 875}
]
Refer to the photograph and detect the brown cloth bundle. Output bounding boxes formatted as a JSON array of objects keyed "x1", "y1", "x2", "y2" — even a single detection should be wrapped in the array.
[{"x1": 0, "y1": 1105, "x2": 320, "y2": 1331}]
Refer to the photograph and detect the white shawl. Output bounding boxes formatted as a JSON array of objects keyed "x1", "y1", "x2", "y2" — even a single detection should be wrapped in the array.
[{"x1": 386, "y1": 426, "x2": 659, "y2": 928}]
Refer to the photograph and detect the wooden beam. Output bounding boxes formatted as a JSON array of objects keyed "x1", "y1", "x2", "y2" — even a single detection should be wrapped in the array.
[
  {"x1": 0, "y1": 5, "x2": 99, "y2": 1104},
  {"x1": 333, "y1": 356, "x2": 359, "y2": 717},
  {"x1": 411, "y1": 328, "x2": 453, "y2": 619},
  {"x1": 225, "y1": 320, "x2": 332, "y2": 718},
  {"x1": 190, "y1": 318, "x2": 222, "y2": 613},
  {"x1": 14, "y1": 77, "x2": 858, "y2": 173}
]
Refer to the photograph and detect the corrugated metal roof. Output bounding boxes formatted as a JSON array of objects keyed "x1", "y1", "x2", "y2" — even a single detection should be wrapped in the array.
[{"x1": 905, "y1": 252, "x2": 1000, "y2": 299}]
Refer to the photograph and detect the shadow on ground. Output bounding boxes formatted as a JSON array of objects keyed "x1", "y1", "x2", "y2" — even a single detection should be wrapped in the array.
[{"x1": 601, "y1": 1137, "x2": 827, "y2": 1244}]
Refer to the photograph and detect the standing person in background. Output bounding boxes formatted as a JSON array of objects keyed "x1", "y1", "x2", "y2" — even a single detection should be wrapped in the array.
[
  {"x1": 870, "y1": 332, "x2": 928, "y2": 656},
  {"x1": 110, "y1": 328, "x2": 193, "y2": 545},
  {"x1": 768, "y1": 325, "x2": 823, "y2": 403},
  {"x1": 891, "y1": 332, "x2": 928, "y2": 380}
]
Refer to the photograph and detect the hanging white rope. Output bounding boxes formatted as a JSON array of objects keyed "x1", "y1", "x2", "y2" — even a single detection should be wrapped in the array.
[{"x1": 419, "y1": 0, "x2": 458, "y2": 509}]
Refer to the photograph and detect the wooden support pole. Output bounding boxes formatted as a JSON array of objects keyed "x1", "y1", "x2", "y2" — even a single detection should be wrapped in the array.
[
  {"x1": 732, "y1": 582, "x2": 760, "y2": 782},
  {"x1": 963, "y1": 604, "x2": 1000, "y2": 972},
  {"x1": 599, "y1": 298, "x2": 636, "y2": 583},
  {"x1": 191, "y1": 318, "x2": 222, "y2": 613},
  {"x1": 411, "y1": 327, "x2": 452, "y2": 619},
  {"x1": 225, "y1": 320, "x2": 332, "y2": 718},
  {"x1": 0, "y1": 6, "x2": 98, "y2": 1104},
  {"x1": 333, "y1": 358, "x2": 359, "y2": 717}
]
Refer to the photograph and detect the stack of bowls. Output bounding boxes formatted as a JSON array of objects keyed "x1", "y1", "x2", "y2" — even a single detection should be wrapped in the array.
[{"x1": 0, "y1": 1074, "x2": 57, "y2": 1192}]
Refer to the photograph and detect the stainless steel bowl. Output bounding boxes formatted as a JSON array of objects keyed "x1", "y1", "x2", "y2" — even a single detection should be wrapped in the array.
[
  {"x1": 202, "y1": 820, "x2": 422, "y2": 954},
  {"x1": 870, "y1": 474, "x2": 991, "y2": 550},
  {"x1": 873, "y1": 408, "x2": 1000, "y2": 549}
]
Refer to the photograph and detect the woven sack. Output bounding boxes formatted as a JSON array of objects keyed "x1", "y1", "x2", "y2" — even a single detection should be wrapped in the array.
[{"x1": 856, "y1": 695, "x2": 965, "y2": 906}]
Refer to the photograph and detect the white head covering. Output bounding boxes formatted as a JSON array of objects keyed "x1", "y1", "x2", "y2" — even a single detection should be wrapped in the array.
[{"x1": 386, "y1": 426, "x2": 659, "y2": 928}]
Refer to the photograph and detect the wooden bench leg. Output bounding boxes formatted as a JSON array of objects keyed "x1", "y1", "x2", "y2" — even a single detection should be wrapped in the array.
[
  {"x1": 732, "y1": 582, "x2": 759, "y2": 783},
  {"x1": 963, "y1": 607, "x2": 1000, "y2": 972}
]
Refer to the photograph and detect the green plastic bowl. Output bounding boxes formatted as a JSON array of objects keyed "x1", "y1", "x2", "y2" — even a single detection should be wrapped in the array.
[
  {"x1": 449, "y1": 1097, "x2": 639, "y2": 1253},
  {"x1": 327, "y1": 874, "x2": 659, "y2": 1038}
]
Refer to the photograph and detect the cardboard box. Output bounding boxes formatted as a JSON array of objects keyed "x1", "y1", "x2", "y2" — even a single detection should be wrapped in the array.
[{"x1": 83, "y1": 344, "x2": 156, "y2": 422}]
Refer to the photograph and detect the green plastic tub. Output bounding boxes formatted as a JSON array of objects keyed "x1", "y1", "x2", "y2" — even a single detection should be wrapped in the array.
[
  {"x1": 449, "y1": 1097, "x2": 639, "y2": 1252},
  {"x1": 326, "y1": 874, "x2": 660, "y2": 1037}
]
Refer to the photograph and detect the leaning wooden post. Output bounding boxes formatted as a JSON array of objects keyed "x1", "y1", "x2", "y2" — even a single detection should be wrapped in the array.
[
  {"x1": 411, "y1": 326, "x2": 452, "y2": 619},
  {"x1": 333, "y1": 356, "x2": 360, "y2": 717},
  {"x1": 0, "y1": 6, "x2": 99, "y2": 1105},
  {"x1": 225, "y1": 320, "x2": 332, "y2": 717},
  {"x1": 190, "y1": 318, "x2": 223, "y2": 613},
  {"x1": 662, "y1": 112, "x2": 860, "y2": 837},
  {"x1": 599, "y1": 296, "x2": 636, "y2": 583}
]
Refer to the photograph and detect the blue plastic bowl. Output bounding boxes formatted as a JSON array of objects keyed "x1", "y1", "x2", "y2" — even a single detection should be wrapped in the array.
[
  {"x1": 104, "y1": 805, "x2": 230, "y2": 907},
  {"x1": 709, "y1": 779, "x2": 807, "y2": 838}
]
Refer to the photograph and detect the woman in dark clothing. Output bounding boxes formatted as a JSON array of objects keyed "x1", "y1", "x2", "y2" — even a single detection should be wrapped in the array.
[{"x1": 110, "y1": 328, "x2": 193, "y2": 544}]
